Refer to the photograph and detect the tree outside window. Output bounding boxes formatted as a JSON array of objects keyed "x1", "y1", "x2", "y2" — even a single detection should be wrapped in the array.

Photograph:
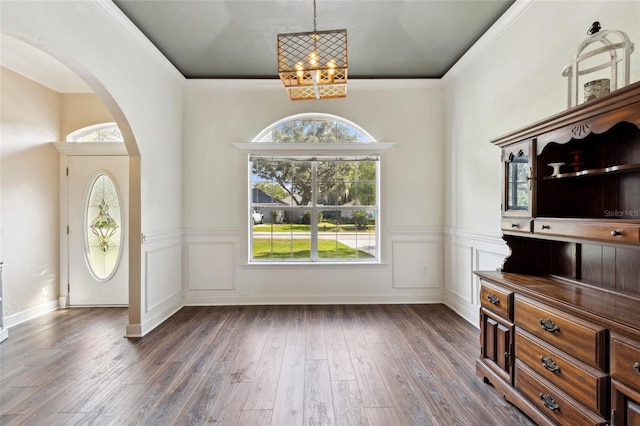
[{"x1": 250, "y1": 115, "x2": 379, "y2": 262}]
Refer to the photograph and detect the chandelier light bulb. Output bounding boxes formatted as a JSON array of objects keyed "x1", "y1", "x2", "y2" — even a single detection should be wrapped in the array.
[
  {"x1": 295, "y1": 61, "x2": 305, "y2": 83},
  {"x1": 327, "y1": 59, "x2": 336, "y2": 82},
  {"x1": 309, "y1": 51, "x2": 319, "y2": 67}
]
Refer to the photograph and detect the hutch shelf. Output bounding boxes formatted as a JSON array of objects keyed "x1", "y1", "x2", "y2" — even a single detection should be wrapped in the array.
[{"x1": 476, "y1": 81, "x2": 640, "y2": 426}]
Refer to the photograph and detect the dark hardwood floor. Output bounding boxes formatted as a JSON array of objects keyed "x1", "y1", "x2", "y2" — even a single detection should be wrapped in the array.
[{"x1": 0, "y1": 304, "x2": 534, "y2": 425}]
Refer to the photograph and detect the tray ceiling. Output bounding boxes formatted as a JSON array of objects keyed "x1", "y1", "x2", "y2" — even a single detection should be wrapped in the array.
[{"x1": 113, "y1": 0, "x2": 514, "y2": 79}]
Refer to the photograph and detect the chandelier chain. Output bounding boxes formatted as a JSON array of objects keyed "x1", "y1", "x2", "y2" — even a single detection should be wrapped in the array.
[{"x1": 313, "y1": 0, "x2": 317, "y2": 32}]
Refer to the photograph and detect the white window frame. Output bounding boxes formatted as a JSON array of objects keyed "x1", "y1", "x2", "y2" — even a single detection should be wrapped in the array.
[{"x1": 235, "y1": 113, "x2": 394, "y2": 264}]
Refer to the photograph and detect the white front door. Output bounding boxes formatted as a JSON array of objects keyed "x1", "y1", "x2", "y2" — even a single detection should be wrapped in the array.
[{"x1": 68, "y1": 156, "x2": 128, "y2": 305}]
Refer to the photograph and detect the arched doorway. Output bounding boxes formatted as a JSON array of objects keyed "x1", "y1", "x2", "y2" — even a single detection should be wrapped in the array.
[{"x1": 0, "y1": 33, "x2": 141, "y2": 328}]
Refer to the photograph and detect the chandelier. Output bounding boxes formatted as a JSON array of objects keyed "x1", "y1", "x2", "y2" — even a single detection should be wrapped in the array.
[{"x1": 277, "y1": 0, "x2": 347, "y2": 101}]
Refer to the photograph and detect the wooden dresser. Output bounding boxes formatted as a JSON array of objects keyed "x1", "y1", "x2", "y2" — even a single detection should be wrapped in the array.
[{"x1": 476, "y1": 81, "x2": 640, "y2": 426}]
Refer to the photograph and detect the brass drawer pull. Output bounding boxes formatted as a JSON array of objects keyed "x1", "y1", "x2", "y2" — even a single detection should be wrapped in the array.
[
  {"x1": 539, "y1": 319, "x2": 560, "y2": 333},
  {"x1": 540, "y1": 356, "x2": 560, "y2": 373},
  {"x1": 487, "y1": 294, "x2": 500, "y2": 305},
  {"x1": 611, "y1": 230, "x2": 622, "y2": 236},
  {"x1": 541, "y1": 225, "x2": 550, "y2": 229},
  {"x1": 634, "y1": 362, "x2": 640, "y2": 373},
  {"x1": 539, "y1": 393, "x2": 559, "y2": 411}
]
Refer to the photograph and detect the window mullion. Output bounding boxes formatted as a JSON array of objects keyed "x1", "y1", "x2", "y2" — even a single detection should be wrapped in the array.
[
  {"x1": 249, "y1": 115, "x2": 380, "y2": 263},
  {"x1": 311, "y1": 161, "x2": 318, "y2": 260}
]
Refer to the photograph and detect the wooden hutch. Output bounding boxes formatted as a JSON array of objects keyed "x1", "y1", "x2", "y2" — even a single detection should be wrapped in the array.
[{"x1": 475, "y1": 81, "x2": 640, "y2": 425}]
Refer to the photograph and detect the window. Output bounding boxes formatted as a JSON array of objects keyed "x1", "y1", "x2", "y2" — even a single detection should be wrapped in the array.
[
  {"x1": 507, "y1": 154, "x2": 529, "y2": 211},
  {"x1": 67, "y1": 123, "x2": 123, "y2": 142},
  {"x1": 248, "y1": 114, "x2": 380, "y2": 263},
  {"x1": 85, "y1": 173, "x2": 122, "y2": 280}
]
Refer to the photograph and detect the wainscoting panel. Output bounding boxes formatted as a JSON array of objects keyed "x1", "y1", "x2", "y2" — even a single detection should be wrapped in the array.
[
  {"x1": 188, "y1": 241, "x2": 236, "y2": 290},
  {"x1": 144, "y1": 241, "x2": 182, "y2": 313},
  {"x1": 392, "y1": 240, "x2": 440, "y2": 289},
  {"x1": 445, "y1": 242, "x2": 474, "y2": 303},
  {"x1": 183, "y1": 228, "x2": 442, "y2": 305},
  {"x1": 443, "y1": 228, "x2": 508, "y2": 327},
  {"x1": 136, "y1": 231, "x2": 184, "y2": 336}
]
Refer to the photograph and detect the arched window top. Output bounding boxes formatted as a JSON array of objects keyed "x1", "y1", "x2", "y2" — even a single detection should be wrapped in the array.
[
  {"x1": 254, "y1": 113, "x2": 375, "y2": 144},
  {"x1": 67, "y1": 122, "x2": 123, "y2": 143}
]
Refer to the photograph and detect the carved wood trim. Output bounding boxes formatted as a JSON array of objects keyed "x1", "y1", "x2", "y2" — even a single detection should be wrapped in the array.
[
  {"x1": 492, "y1": 81, "x2": 640, "y2": 149},
  {"x1": 571, "y1": 122, "x2": 592, "y2": 138}
]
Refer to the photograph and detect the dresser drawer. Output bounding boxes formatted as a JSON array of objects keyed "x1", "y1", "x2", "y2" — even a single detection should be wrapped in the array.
[
  {"x1": 515, "y1": 329, "x2": 608, "y2": 416},
  {"x1": 480, "y1": 281, "x2": 513, "y2": 321},
  {"x1": 534, "y1": 218, "x2": 640, "y2": 244},
  {"x1": 611, "y1": 333, "x2": 640, "y2": 392},
  {"x1": 502, "y1": 218, "x2": 533, "y2": 234},
  {"x1": 514, "y1": 296, "x2": 607, "y2": 371},
  {"x1": 515, "y1": 361, "x2": 608, "y2": 426}
]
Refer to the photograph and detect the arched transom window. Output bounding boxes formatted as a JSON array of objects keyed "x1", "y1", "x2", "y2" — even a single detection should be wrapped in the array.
[
  {"x1": 67, "y1": 123, "x2": 123, "y2": 142},
  {"x1": 247, "y1": 113, "x2": 384, "y2": 263}
]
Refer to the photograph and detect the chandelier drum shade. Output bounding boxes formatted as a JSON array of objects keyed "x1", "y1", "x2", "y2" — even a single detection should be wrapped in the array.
[{"x1": 277, "y1": 1, "x2": 347, "y2": 101}]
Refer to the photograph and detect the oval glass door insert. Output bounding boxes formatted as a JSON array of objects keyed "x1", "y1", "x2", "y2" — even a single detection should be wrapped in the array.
[{"x1": 85, "y1": 173, "x2": 122, "y2": 281}]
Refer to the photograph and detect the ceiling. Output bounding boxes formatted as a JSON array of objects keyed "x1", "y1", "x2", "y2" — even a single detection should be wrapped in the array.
[
  {"x1": 113, "y1": 0, "x2": 515, "y2": 79},
  {"x1": 0, "y1": 0, "x2": 515, "y2": 93}
]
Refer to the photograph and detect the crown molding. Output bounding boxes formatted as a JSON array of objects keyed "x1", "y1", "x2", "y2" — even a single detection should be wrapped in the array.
[
  {"x1": 349, "y1": 79, "x2": 442, "y2": 89},
  {"x1": 442, "y1": 0, "x2": 538, "y2": 83},
  {"x1": 185, "y1": 78, "x2": 441, "y2": 90},
  {"x1": 91, "y1": 0, "x2": 185, "y2": 83}
]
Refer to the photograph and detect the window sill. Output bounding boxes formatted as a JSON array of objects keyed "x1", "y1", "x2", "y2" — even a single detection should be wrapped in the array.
[{"x1": 242, "y1": 261, "x2": 387, "y2": 268}]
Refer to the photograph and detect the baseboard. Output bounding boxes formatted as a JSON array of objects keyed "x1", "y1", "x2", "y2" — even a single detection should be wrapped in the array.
[
  {"x1": 184, "y1": 294, "x2": 442, "y2": 306},
  {"x1": 126, "y1": 307, "x2": 182, "y2": 338},
  {"x1": 4, "y1": 299, "x2": 59, "y2": 329},
  {"x1": 125, "y1": 323, "x2": 143, "y2": 338},
  {"x1": 127, "y1": 296, "x2": 183, "y2": 338},
  {"x1": 444, "y1": 289, "x2": 479, "y2": 328}
]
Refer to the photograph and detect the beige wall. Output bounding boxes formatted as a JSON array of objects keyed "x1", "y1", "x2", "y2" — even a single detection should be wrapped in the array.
[
  {"x1": 1, "y1": 67, "x2": 61, "y2": 316},
  {"x1": 4, "y1": 0, "x2": 638, "y2": 332},
  {"x1": 61, "y1": 93, "x2": 115, "y2": 138},
  {"x1": 183, "y1": 81, "x2": 445, "y2": 229},
  {"x1": 1, "y1": 67, "x2": 130, "y2": 319},
  {"x1": 444, "y1": 0, "x2": 640, "y2": 234},
  {"x1": 442, "y1": 0, "x2": 640, "y2": 323},
  {"x1": 181, "y1": 80, "x2": 446, "y2": 305}
]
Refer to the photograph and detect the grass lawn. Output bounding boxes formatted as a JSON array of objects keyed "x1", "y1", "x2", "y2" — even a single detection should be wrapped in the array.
[
  {"x1": 253, "y1": 222, "x2": 375, "y2": 233},
  {"x1": 252, "y1": 238, "x2": 373, "y2": 259}
]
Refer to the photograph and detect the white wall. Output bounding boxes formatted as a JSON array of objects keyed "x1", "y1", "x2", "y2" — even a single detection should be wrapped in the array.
[
  {"x1": 442, "y1": 0, "x2": 640, "y2": 324},
  {"x1": 182, "y1": 80, "x2": 447, "y2": 305},
  {"x1": 4, "y1": 0, "x2": 638, "y2": 335},
  {"x1": 1, "y1": 1, "x2": 185, "y2": 335},
  {"x1": 0, "y1": 67, "x2": 61, "y2": 322}
]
